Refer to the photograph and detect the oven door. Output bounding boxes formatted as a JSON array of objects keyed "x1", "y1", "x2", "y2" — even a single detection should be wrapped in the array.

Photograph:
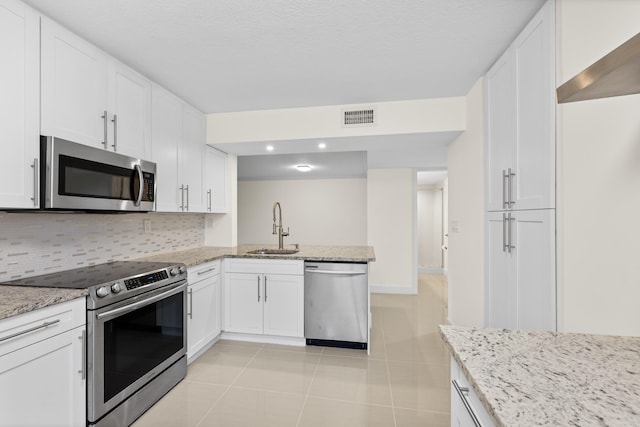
[{"x1": 87, "y1": 281, "x2": 186, "y2": 423}]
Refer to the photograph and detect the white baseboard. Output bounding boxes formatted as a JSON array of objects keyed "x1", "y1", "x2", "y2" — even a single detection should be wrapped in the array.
[
  {"x1": 220, "y1": 332, "x2": 306, "y2": 347},
  {"x1": 370, "y1": 285, "x2": 418, "y2": 295},
  {"x1": 419, "y1": 267, "x2": 444, "y2": 274}
]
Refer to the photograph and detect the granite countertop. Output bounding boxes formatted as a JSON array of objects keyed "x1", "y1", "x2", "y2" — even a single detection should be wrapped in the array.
[
  {"x1": 139, "y1": 244, "x2": 376, "y2": 266},
  {"x1": 0, "y1": 245, "x2": 374, "y2": 322},
  {"x1": 0, "y1": 286, "x2": 87, "y2": 321},
  {"x1": 440, "y1": 325, "x2": 640, "y2": 427}
]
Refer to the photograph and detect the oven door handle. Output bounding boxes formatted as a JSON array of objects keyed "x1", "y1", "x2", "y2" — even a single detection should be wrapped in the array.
[{"x1": 96, "y1": 284, "x2": 184, "y2": 320}]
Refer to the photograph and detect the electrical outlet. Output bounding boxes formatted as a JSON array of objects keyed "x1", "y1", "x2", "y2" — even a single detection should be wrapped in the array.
[{"x1": 143, "y1": 219, "x2": 152, "y2": 233}]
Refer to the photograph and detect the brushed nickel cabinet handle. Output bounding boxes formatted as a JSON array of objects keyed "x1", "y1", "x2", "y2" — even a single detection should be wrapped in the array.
[
  {"x1": 111, "y1": 114, "x2": 118, "y2": 151},
  {"x1": 0, "y1": 319, "x2": 60, "y2": 342},
  {"x1": 257, "y1": 276, "x2": 261, "y2": 302},
  {"x1": 31, "y1": 158, "x2": 38, "y2": 206},
  {"x1": 78, "y1": 330, "x2": 86, "y2": 379},
  {"x1": 101, "y1": 110, "x2": 108, "y2": 149},
  {"x1": 452, "y1": 380, "x2": 482, "y2": 427}
]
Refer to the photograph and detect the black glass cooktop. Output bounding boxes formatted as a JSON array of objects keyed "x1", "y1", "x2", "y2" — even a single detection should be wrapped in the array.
[{"x1": 0, "y1": 261, "x2": 179, "y2": 289}]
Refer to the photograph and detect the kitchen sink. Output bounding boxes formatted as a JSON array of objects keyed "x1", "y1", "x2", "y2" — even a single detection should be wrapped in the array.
[{"x1": 247, "y1": 248, "x2": 300, "y2": 255}]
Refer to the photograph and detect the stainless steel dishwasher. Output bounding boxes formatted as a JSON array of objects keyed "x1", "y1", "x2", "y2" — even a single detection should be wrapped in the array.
[{"x1": 304, "y1": 261, "x2": 368, "y2": 349}]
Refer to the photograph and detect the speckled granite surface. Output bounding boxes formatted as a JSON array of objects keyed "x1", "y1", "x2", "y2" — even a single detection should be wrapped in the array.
[
  {"x1": 0, "y1": 245, "x2": 374, "y2": 322},
  {"x1": 0, "y1": 286, "x2": 87, "y2": 321},
  {"x1": 139, "y1": 244, "x2": 376, "y2": 266},
  {"x1": 440, "y1": 325, "x2": 640, "y2": 427}
]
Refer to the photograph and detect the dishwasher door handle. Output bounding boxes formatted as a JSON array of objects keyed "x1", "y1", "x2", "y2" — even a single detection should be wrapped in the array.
[{"x1": 305, "y1": 269, "x2": 366, "y2": 276}]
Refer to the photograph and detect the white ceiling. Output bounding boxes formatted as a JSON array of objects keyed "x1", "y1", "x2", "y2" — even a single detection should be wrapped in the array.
[
  {"x1": 238, "y1": 151, "x2": 367, "y2": 181},
  {"x1": 24, "y1": 0, "x2": 546, "y2": 114}
]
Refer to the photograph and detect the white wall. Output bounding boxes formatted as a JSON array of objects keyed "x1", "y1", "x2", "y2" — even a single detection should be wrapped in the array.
[
  {"x1": 205, "y1": 153, "x2": 238, "y2": 247},
  {"x1": 447, "y1": 78, "x2": 485, "y2": 327},
  {"x1": 207, "y1": 98, "x2": 466, "y2": 144},
  {"x1": 442, "y1": 178, "x2": 449, "y2": 273},
  {"x1": 417, "y1": 186, "x2": 443, "y2": 270},
  {"x1": 237, "y1": 178, "x2": 367, "y2": 246},
  {"x1": 556, "y1": 0, "x2": 640, "y2": 336},
  {"x1": 367, "y1": 169, "x2": 415, "y2": 293}
]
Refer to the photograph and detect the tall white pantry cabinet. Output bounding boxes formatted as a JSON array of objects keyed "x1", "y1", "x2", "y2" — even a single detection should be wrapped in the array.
[{"x1": 485, "y1": 0, "x2": 556, "y2": 331}]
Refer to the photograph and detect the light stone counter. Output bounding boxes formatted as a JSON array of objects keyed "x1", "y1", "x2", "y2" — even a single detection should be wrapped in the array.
[
  {"x1": 0, "y1": 245, "x2": 374, "y2": 322},
  {"x1": 440, "y1": 325, "x2": 640, "y2": 427},
  {"x1": 0, "y1": 286, "x2": 87, "y2": 321},
  {"x1": 138, "y1": 244, "x2": 376, "y2": 266}
]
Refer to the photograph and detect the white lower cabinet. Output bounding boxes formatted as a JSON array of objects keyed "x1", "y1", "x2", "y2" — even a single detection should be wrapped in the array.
[
  {"x1": 223, "y1": 259, "x2": 304, "y2": 338},
  {"x1": 450, "y1": 357, "x2": 496, "y2": 427},
  {"x1": 486, "y1": 209, "x2": 556, "y2": 331},
  {"x1": 0, "y1": 298, "x2": 86, "y2": 427},
  {"x1": 187, "y1": 260, "x2": 221, "y2": 363}
]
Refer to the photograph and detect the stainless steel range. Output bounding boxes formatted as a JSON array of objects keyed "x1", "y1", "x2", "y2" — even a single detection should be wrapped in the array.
[{"x1": 2, "y1": 261, "x2": 188, "y2": 427}]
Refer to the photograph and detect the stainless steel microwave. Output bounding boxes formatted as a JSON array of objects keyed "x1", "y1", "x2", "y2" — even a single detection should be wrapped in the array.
[{"x1": 40, "y1": 136, "x2": 156, "y2": 212}]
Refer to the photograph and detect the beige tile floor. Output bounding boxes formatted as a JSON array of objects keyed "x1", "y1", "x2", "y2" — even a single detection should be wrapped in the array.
[{"x1": 133, "y1": 274, "x2": 450, "y2": 427}]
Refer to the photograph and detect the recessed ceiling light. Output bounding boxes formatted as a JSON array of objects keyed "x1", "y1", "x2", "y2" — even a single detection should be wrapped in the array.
[
  {"x1": 318, "y1": 142, "x2": 326, "y2": 149},
  {"x1": 266, "y1": 145, "x2": 274, "y2": 152},
  {"x1": 296, "y1": 164, "x2": 312, "y2": 172}
]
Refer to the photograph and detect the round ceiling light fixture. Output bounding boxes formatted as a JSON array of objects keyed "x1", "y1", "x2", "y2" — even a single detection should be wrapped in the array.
[
  {"x1": 266, "y1": 145, "x2": 274, "y2": 152},
  {"x1": 318, "y1": 142, "x2": 327, "y2": 149},
  {"x1": 296, "y1": 164, "x2": 312, "y2": 172}
]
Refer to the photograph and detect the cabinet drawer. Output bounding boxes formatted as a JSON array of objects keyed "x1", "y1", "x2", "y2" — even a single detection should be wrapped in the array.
[
  {"x1": 188, "y1": 260, "x2": 221, "y2": 282},
  {"x1": 0, "y1": 298, "x2": 86, "y2": 357},
  {"x1": 224, "y1": 258, "x2": 303, "y2": 275}
]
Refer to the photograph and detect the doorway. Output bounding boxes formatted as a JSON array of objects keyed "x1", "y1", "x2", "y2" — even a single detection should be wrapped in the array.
[{"x1": 416, "y1": 170, "x2": 448, "y2": 274}]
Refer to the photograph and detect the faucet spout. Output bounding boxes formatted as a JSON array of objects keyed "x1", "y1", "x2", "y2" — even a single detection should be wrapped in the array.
[{"x1": 272, "y1": 201, "x2": 289, "y2": 249}]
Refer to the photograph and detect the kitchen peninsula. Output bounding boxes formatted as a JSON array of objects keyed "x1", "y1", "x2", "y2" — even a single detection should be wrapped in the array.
[{"x1": 440, "y1": 325, "x2": 640, "y2": 426}]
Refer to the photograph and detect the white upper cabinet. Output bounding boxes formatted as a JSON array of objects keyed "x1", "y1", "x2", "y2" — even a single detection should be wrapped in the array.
[
  {"x1": 41, "y1": 16, "x2": 108, "y2": 148},
  {"x1": 0, "y1": 0, "x2": 40, "y2": 209},
  {"x1": 181, "y1": 104, "x2": 206, "y2": 213},
  {"x1": 486, "y1": 0, "x2": 555, "y2": 211},
  {"x1": 204, "y1": 146, "x2": 228, "y2": 213},
  {"x1": 41, "y1": 17, "x2": 151, "y2": 159},
  {"x1": 151, "y1": 85, "x2": 206, "y2": 213},
  {"x1": 107, "y1": 62, "x2": 152, "y2": 159}
]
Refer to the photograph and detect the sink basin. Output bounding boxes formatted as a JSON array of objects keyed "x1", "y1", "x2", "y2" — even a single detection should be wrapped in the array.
[{"x1": 247, "y1": 248, "x2": 300, "y2": 255}]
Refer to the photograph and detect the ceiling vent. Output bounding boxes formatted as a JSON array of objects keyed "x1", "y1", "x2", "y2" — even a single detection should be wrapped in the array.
[{"x1": 342, "y1": 107, "x2": 376, "y2": 127}]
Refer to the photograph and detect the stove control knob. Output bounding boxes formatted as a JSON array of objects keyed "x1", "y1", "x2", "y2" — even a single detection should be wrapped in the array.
[
  {"x1": 111, "y1": 282, "x2": 123, "y2": 293},
  {"x1": 96, "y1": 286, "x2": 110, "y2": 298},
  {"x1": 169, "y1": 268, "x2": 179, "y2": 276},
  {"x1": 178, "y1": 266, "x2": 186, "y2": 274}
]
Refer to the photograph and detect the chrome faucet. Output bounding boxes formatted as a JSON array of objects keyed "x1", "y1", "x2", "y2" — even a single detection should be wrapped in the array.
[{"x1": 272, "y1": 201, "x2": 289, "y2": 249}]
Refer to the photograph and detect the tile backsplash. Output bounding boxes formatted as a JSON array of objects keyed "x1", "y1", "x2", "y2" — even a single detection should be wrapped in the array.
[{"x1": 0, "y1": 212, "x2": 205, "y2": 281}]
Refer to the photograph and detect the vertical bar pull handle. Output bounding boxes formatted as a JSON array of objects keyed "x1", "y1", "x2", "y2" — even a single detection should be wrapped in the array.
[
  {"x1": 207, "y1": 189, "x2": 212, "y2": 212},
  {"x1": 502, "y1": 213, "x2": 508, "y2": 253},
  {"x1": 78, "y1": 330, "x2": 86, "y2": 380},
  {"x1": 257, "y1": 276, "x2": 261, "y2": 302},
  {"x1": 509, "y1": 213, "x2": 516, "y2": 252},
  {"x1": 187, "y1": 288, "x2": 193, "y2": 319},
  {"x1": 31, "y1": 158, "x2": 38, "y2": 206},
  {"x1": 508, "y1": 168, "x2": 516, "y2": 207},
  {"x1": 502, "y1": 170, "x2": 508, "y2": 209},
  {"x1": 111, "y1": 114, "x2": 118, "y2": 151},
  {"x1": 101, "y1": 110, "x2": 108, "y2": 149},
  {"x1": 185, "y1": 185, "x2": 189, "y2": 212},
  {"x1": 179, "y1": 185, "x2": 185, "y2": 211},
  {"x1": 264, "y1": 276, "x2": 267, "y2": 302}
]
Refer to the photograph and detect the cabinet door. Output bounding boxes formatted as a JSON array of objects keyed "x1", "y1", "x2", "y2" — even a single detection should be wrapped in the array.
[
  {"x1": 485, "y1": 48, "x2": 516, "y2": 212},
  {"x1": 513, "y1": 1, "x2": 555, "y2": 210},
  {"x1": 181, "y1": 104, "x2": 206, "y2": 212},
  {"x1": 204, "y1": 146, "x2": 228, "y2": 213},
  {"x1": 0, "y1": 0, "x2": 39, "y2": 209},
  {"x1": 223, "y1": 273, "x2": 263, "y2": 334},
  {"x1": 263, "y1": 274, "x2": 304, "y2": 338},
  {"x1": 187, "y1": 275, "x2": 221, "y2": 359},
  {"x1": 41, "y1": 17, "x2": 108, "y2": 148},
  {"x1": 485, "y1": 212, "x2": 517, "y2": 329},
  {"x1": 108, "y1": 62, "x2": 152, "y2": 159},
  {"x1": 512, "y1": 209, "x2": 556, "y2": 331},
  {"x1": 151, "y1": 85, "x2": 182, "y2": 212},
  {"x1": 0, "y1": 326, "x2": 86, "y2": 427}
]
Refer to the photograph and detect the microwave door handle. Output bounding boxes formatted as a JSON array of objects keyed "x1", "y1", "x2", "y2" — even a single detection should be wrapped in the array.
[{"x1": 134, "y1": 164, "x2": 143, "y2": 207}]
